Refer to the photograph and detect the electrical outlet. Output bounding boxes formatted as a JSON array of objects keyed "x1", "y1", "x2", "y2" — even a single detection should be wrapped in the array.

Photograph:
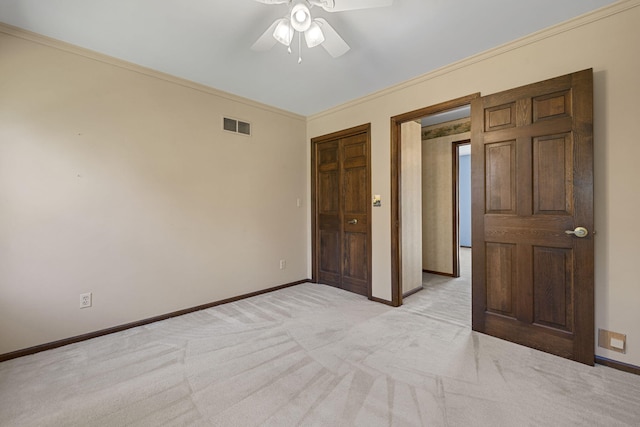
[
  {"x1": 279, "y1": 259, "x2": 286, "y2": 270},
  {"x1": 80, "y1": 292, "x2": 92, "y2": 309}
]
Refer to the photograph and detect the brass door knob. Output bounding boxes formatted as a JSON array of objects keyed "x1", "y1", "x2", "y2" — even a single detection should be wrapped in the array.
[{"x1": 565, "y1": 227, "x2": 588, "y2": 238}]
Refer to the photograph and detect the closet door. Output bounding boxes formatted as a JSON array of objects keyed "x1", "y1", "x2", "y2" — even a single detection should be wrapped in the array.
[{"x1": 312, "y1": 124, "x2": 371, "y2": 297}]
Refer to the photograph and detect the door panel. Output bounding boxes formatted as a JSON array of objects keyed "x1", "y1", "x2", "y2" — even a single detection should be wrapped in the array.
[
  {"x1": 533, "y1": 134, "x2": 574, "y2": 213},
  {"x1": 317, "y1": 140, "x2": 341, "y2": 287},
  {"x1": 532, "y1": 246, "x2": 573, "y2": 331},
  {"x1": 471, "y1": 69, "x2": 594, "y2": 365},
  {"x1": 319, "y1": 229, "x2": 340, "y2": 281},
  {"x1": 343, "y1": 231, "x2": 368, "y2": 295},
  {"x1": 312, "y1": 124, "x2": 371, "y2": 297},
  {"x1": 341, "y1": 132, "x2": 369, "y2": 295},
  {"x1": 344, "y1": 168, "x2": 366, "y2": 213},
  {"x1": 485, "y1": 141, "x2": 516, "y2": 213},
  {"x1": 485, "y1": 242, "x2": 515, "y2": 317}
]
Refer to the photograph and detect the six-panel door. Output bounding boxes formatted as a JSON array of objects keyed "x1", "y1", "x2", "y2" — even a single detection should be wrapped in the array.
[
  {"x1": 313, "y1": 125, "x2": 371, "y2": 297},
  {"x1": 471, "y1": 70, "x2": 594, "y2": 365}
]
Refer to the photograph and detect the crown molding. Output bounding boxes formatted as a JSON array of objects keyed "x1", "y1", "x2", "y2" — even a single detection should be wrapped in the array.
[
  {"x1": 0, "y1": 22, "x2": 305, "y2": 122},
  {"x1": 308, "y1": 0, "x2": 640, "y2": 121},
  {"x1": 3, "y1": 0, "x2": 638, "y2": 123}
]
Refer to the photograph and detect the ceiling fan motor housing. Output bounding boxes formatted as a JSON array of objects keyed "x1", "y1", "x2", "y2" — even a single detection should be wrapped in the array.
[{"x1": 291, "y1": 1, "x2": 312, "y2": 32}]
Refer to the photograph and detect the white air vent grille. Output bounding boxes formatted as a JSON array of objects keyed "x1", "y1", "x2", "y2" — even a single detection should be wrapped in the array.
[{"x1": 223, "y1": 117, "x2": 251, "y2": 136}]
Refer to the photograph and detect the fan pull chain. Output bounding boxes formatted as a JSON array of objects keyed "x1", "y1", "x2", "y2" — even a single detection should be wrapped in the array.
[{"x1": 298, "y1": 31, "x2": 302, "y2": 64}]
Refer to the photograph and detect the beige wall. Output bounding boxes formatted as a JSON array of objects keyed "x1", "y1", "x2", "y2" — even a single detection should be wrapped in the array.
[
  {"x1": 0, "y1": 29, "x2": 308, "y2": 354},
  {"x1": 308, "y1": 1, "x2": 640, "y2": 366},
  {"x1": 400, "y1": 121, "x2": 422, "y2": 294}
]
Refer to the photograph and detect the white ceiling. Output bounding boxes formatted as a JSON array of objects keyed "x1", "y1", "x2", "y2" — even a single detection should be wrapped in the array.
[{"x1": 0, "y1": 0, "x2": 617, "y2": 116}]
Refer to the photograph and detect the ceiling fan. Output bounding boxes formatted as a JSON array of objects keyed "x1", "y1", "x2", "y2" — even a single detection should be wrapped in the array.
[{"x1": 251, "y1": 0, "x2": 393, "y2": 62}]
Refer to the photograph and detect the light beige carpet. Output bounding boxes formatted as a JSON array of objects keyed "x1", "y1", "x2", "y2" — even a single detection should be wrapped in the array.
[{"x1": 1, "y1": 251, "x2": 639, "y2": 426}]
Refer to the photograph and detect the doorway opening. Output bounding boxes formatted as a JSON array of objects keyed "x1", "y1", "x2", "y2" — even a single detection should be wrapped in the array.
[
  {"x1": 457, "y1": 142, "x2": 472, "y2": 251},
  {"x1": 390, "y1": 94, "x2": 480, "y2": 306},
  {"x1": 415, "y1": 138, "x2": 472, "y2": 319}
]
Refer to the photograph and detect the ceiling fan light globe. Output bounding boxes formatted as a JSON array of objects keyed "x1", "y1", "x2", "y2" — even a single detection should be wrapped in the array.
[
  {"x1": 295, "y1": 9, "x2": 307, "y2": 23},
  {"x1": 290, "y1": 2, "x2": 311, "y2": 32},
  {"x1": 305, "y1": 21, "x2": 325, "y2": 48},
  {"x1": 273, "y1": 18, "x2": 294, "y2": 46}
]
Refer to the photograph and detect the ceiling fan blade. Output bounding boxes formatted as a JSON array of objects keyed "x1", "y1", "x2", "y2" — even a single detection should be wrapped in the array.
[
  {"x1": 315, "y1": 18, "x2": 350, "y2": 58},
  {"x1": 251, "y1": 20, "x2": 280, "y2": 51},
  {"x1": 254, "y1": 0, "x2": 289, "y2": 4},
  {"x1": 319, "y1": 0, "x2": 393, "y2": 12},
  {"x1": 309, "y1": 0, "x2": 335, "y2": 8}
]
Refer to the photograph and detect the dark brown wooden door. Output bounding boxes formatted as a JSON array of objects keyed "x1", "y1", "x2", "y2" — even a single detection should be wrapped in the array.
[
  {"x1": 471, "y1": 69, "x2": 594, "y2": 365},
  {"x1": 312, "y1": 124, "x2": 371, "y2": 297}
]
